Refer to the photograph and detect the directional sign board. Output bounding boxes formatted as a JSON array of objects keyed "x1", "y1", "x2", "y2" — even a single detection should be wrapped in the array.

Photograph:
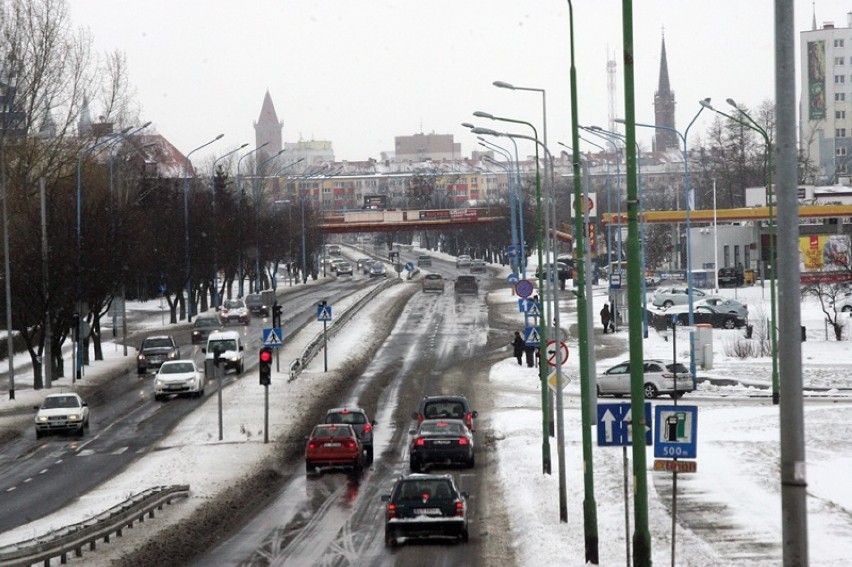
[
  {"x1": 262, "y1": 327, "x2": 284, "y2": 348},
  {"x1": 316, "y1": 304, "x2": 332, "y2": 322},
  {"x1": 545, "y1": 340, "x2": 569, "y2": 367},
  {"x1": 405, "y1": 261, "x2": 414, "y2": 272},
  {"x1": 609, "y1": 273, "x2": 622, "y2": 289},
  {"x1": 597, "y1": 402, "x2": 652, "y2": 447},
  {"x1": 523, "y1": 326, "x2": 541, "y2": 347},
  {"x1": 517, "y1": 298, "x2": 541, "y2": 316},
  {"x1": 654, "y1": 405, "x2": 698, "y2": 459},
  {"x1": 514, "y1": 279, "x2": 534, "y2": 299},
  {"x1": 507, "y1": 244, "x2": 521, "y2": 258}
]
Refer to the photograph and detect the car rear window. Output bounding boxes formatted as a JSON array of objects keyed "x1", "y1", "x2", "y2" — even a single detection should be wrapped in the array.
[
  {"x1": 666, "y1": 363, "x2": 690, "y2": 374},
  {"x1": 425, "y1": 274, "x2": 442, "y2": 281},
  {"x1": 395, "y1": 479, "x2": 455, "y2": 502},
  {"x1": 325, "y1": 412, "x2": 366, "y2": 425},
  {"x1": 421, "y1": 421, "x2": 466, "y2": 435},
  {"x1": 143, "y1": 338, "x2": 173, "y2": 348},
  {"x1": 313, "y1": 425, "x2": 353, "y2": 438},
  {"x1": 423, "y1": 402, "x2": 466, "y2": 419}
]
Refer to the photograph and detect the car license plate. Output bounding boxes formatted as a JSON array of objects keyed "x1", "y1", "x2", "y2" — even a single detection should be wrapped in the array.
[
  {"x1": 324, "y1": 442, "x2": 341, "y2": 447},
  {"x1": 433, "y1": 440, "x2": 451, "y2": 445},
  {"x1": 413, "y1": 508, "x2": 441, "y2": 515}
]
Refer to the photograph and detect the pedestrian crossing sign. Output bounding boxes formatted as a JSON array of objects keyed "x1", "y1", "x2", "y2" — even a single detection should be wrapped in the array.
[
  {"x1": 317, "y1": 304, "x2": 332, "y2": 321},
  {"x1": 262, "y1": 327, "x2": 284, "y2": 348},
  {"x1": 524, "y1": 326, "x2": 541, "y2": 346}
]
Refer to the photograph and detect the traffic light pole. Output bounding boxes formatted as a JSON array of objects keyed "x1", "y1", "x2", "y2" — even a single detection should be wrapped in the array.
[
  {"x1": 214, "y1": 346, "x2": 225, "y2": 441},
  {"x1": 264, "y1": 385, "x2": 269, "y2": 444}
]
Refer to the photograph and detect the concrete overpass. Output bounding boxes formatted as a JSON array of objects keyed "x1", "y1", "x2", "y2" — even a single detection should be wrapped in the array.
[{"x1": 318, "y1": 207, "x2": 507, "y2": 234}]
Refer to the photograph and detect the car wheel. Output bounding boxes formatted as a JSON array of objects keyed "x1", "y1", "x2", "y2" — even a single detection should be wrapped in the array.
[
  {"x1": 85, "y1": 418, "x2": 90, "y2": 431},
  {"x1": 237, "y1": 362, "x2": 244, "y2": 375},
  {"x1": 596, "y1": 385, "x2": 603, "y2": 397},
  {"x1": 154, "y1": 394, "x2": 163, "y2": 402},
  {"x1": 842, "y1": 305, "x2": 852, "y2": 313},
  {"x1": 385, "y1": 530, "x2": 398, "y2": 548},
  {"x1": 460, "y1": 527, "x2": 469, "y2": 543},
  {"x1": 663, "y1": 300, "x2": 674, "y2": 308},
  {"x1": 35, "y1": 429, "x2": 43, "y2": 440},
  {"x1": 77, "y1": 425, "x2": 85, "y2": 437},
  {"x1": 723, "y1": 318, "x2": 736, "y2": 330},
  {"x1": 365, "y1": 447, "x2": 374, "y2": 464},
  {"x1": 137, "y1": 367, "x2": 145, "y2": 375},
  {"x1": 643, "y1": 383, "x2": 659, "y2": 398}
]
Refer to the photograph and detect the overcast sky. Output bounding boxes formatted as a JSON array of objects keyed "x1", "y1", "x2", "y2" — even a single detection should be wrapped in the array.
[{"x1": 67, "y1": 1, "x2": 851, "y2": 164}]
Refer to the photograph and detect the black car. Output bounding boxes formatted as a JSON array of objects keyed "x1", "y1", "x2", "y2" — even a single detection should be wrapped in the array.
[
  {"x1": 191, "y1": 314, "x2": 224, "y2": 344},
  {"x1": 324, "y1": 407, "x2": 376, "y2": 463},
  {"x1": 718, "y1": 267, "x2": 744, "y2": 288},
  {"x1": 412, "y1": 395, "x2": 478, "y2": 431},
  {"x1": 454, "y1": 275, "x2": 478, "y2": 295},
  {"x1": 663, "y1": 305, "x2": 747, "y2": 330},
  {"x1": 381, "y1": 473, "x2": 470, "y2": 547},
  {"x1": 137, "y1": 335, "x2": 180, "y2": 374},
  {"x1": 409, "y1": 419, "x2": 475, "y2": 472}
]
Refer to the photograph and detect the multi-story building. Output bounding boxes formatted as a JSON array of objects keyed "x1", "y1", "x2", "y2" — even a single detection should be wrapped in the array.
[{"x1": 800, "y1": 11, "x2": 852, "y2": 183}]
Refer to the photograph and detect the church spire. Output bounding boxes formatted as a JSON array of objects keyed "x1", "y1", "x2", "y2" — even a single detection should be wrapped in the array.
[
  {"x1": 653, "y1": 29, "x2": 678, "y2": 152},
  {"x1": 658, "y1": 31, "x2": 671, "y2": 95},
  {"x1": 254, "y1": 89, "x2": 283, "y2": 162}
]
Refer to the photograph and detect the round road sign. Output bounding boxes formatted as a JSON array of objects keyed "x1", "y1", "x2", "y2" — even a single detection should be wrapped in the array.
[
  {"x1": 507, "y1": 273, "x2": 519, "y2": 285},
  {"x1": 545, "y1": 339, "x2": 569, "y2": 367},
  {"x1": 515, "y1": 279, "x2": 534, "y2": 298}
]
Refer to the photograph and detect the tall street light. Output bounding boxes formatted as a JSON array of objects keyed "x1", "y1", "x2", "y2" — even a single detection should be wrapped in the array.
[
  {"x1": 254, "y1": 149, "x2": 285, "y2": 291},
  {"x1": 211, "y1": 143, "x2": 248, "y2": 308},
  {"x1": 235, "y1": 143, "x2": 269, "y2": 297},
  {"x1": 269, "y1": 158, "x2": 306, "y2": 288},
  {"x1": 75, "y1": 126, "x2": 133, "y2": 382},
  {"x1": 475, "y1": 135, "x2": 522, "y2": 274},
  {"x1": 701, "y1": 98, "x2": 779, "y2": 405},
  {"x1": 183, "y1": 133, "x2": 224, "y2": 322},
  {"x1": 625, "y1": 101, "x2": 709, "y2": 382}
]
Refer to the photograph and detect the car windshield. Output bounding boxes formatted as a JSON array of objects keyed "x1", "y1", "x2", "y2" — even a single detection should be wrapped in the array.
[
  {"x1": 195, "y1": 318, "x2": 220, "y2": 328},
  {"x1": 325, "y1": 411, "x2": 366, "y2": 425},
  {"x1": 160, "y1": 362, "x2": 195, "y2": 374},
  {"x1": 425, "y1": 275, "x2": 442, "y2": 281},
  {"x1": 394, "y1": 479, "x2": 455, "y2": 502},
  {"x1": 424, "y1": 401, "x2": 466, "y2": 419},
  {"x1": 143, "y1": 338, "x2": 173, "y2": 349},
  {"x1": 421, "y1": 421, "x2": 466, "y2": 435},
  {"x1": 209, "y1": 339, "x2": 237, "y2": 351},
  {"x1": 42, "y1": 395, "x2": 80, "y2": 409},
  {"x1": 312, "y1": 425, "x2": 353, "y2": 438},
  {"x1": 244, "y1": 296, "x2": 261, "y2": 304}
]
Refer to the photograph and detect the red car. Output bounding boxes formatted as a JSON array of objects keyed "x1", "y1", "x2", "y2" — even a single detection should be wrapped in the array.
[{"x1": 305, "y1": 424, "x2": 364, "y2": 474}]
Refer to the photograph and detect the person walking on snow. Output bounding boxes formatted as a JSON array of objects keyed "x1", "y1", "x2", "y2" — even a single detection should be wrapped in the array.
[
  {"x1": 600, "y1": 304, "x2": 612, "y2": 334},
  {"x1": 512, "y1": 331, "x2": 525, "y2": 365}
]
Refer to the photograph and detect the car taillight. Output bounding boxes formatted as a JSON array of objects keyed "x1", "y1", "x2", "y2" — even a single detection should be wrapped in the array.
[
  {"x1": 415, "y1": 437, "x2": 425, "y2": 446},
  {"x1": 455, "y1": 501, "x2": 465, "y2": 517},
  {"x1": 465, "y1": 412, "x2": 474, "y2": 428},
  {"x1": 417, "y1": 415, "x2": 424, "y2": 425},
  {"x1": 345, "y1": 439, "x2": 356, "y2": 449},
  {"x1": 387, "y1": 503, "x2": 397, "y2": 519},
  {"x1": 307, "y1": 441, "x2": 317, "y2": 450},
  {"x1": 363, "y1": 423, "x2": 372, "y2": 433},
  {"x1": 458, "y1": 437, "x2": 469, "y2": 445}
]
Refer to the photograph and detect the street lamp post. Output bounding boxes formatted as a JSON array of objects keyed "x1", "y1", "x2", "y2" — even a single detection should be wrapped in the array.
[
  {"x1": 183, "y1": 134, "x2": 224, "y2": 323},
  {"x1": 701, "y1": 98, "x2": 778, "y2": 405},
  {"x1": 253, "y1": 150, "x2": 286, "y2": 291},
  {"x1": 235, "y1": 143, "x2": 269, "y2": 298},
  {"x1": 477, "y1": 137, "x2": 521, "y2": 273},
  {"x1": 211, "y1": 143, "x2": 248, "y2": 308},
  {"x1": 623, "y1": 101, "x2": 709, "y2": 381}
]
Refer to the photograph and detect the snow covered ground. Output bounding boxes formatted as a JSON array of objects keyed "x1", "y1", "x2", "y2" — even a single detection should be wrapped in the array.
[{"x1": 1, "y1": 257, "x2": 851, "y2": 565}]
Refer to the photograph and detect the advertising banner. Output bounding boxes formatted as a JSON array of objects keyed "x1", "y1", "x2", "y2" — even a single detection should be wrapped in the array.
[{"x1": 808, "y1": 41, "x2": 826, "y2": 120}]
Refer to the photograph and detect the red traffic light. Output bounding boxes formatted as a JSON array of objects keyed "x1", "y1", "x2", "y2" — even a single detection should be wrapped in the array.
[{"x1": 259, "y1": 348, "x2": 273, "y2": 363}]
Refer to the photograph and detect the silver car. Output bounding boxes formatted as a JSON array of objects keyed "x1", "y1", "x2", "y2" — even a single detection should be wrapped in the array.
[
  {"x1": 696, "y1": 296, "x2": 748, "y2": 318},
  {"x1": 651, "y1": 286, "x2": 709, "y2": 309},
  {"x1": 597, "y1": 359, "x2": 695, "y2": 399}
]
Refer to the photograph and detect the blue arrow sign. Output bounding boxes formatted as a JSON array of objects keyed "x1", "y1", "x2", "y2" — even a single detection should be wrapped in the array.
[
  {"x1": 262, "y1": 327, "x2": 284, "y2": 348},
  {"x1": 405, "y1": 261, "x2": 414, "y2": 272},
  {"x1": 597, "y1": 402, "x2": 652, "y2": 447},
  {"x1": 317, "y1": 304, "x2": 332, "y2": 321},
  {"x1": 654, "y1": 405, "x2": 698, "y2": 459}
]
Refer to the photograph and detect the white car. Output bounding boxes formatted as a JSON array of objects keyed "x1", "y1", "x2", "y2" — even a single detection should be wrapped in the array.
[
  {"x1": 597, "y1": 359, "x2": 695, "y2": 399},
  {"x1": 154, "y1": 360, "x2": 205, "y2": 400},
  {"x1": 204, "y1": 330, "x2": 245, "y2": 374},
  {"x1": 456, "y1": 255, "x2": 472, "y2": 269},
  {"x1": 34, "y1": 393, "x2": 90, "y2": 439},
  {"x1": 220, "y1": 298, "x2": 250, "y2": 325},
  {"x1": 651, "y1": 286, "x2": 709, "y2": 308}
]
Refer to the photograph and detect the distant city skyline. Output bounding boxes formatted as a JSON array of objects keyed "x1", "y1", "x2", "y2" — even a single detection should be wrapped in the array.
[{"x1": 66, "y1": 1, "x2": 850, "y2": 165}]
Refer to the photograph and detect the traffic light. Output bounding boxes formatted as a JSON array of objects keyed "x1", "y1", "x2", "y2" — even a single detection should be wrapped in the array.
[
  {"x1": 259, "y1": 347, "x2": 272, "y2": 386},
  {"x1": 272, "y1": 302, "x2": 283, "y2": 328},
  {"x1": 213, "y1": 345, "x2": 224, "y2": 367}
]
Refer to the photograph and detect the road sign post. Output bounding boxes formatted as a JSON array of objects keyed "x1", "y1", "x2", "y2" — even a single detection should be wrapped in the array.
[{"x1": 317, "y1": 302, "x2": 332, "y2": 372}]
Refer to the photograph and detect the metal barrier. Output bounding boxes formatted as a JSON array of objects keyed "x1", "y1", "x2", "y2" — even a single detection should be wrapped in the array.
[{"x1": 0, "y1": 485, "x2": 189, "y2": 567}]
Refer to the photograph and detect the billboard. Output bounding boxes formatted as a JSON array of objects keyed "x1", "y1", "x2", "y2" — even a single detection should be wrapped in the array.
[
  {"x1": 807, "y1": 41, "x2": 826, "y2": 120},
  {"x1": 799, "y1": 234, "x2": 850, "y2": 271}
]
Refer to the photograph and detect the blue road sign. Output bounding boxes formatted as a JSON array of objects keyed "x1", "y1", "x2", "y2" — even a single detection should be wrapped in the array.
[
  {"x1": 654, "y1": 405, "x2": 698, "y2": 459},
  {"x1": 609, "y1": 273, "x2": 622, "y2": 289},
  {"x1": 597, "y1": 402, "x2": 652, "y2": 447},
  {"x1": 523, "y1": 326, "x2": 541, "y2": 347},
  {"x1": 517, "y1": 298, "x2": 540, "y2": 315},
  {"x1": 262, "y1": 327, "x2": 284, "y2": 348},
  {"x1": 507, "y1": 273, "x2": 519, "y2": 285},
  {"x1": 317, "y1": 304, "x2": 332, "y2": 321},
  {"x1": 515, "y1": 279, "x2": 534, "y2": 298},
  {"x1": 508, "y1": 244, "x2": 520, "y2": 258},
  {"x1": 405, "y1": 261, "x2": 414, "y2": 272}
]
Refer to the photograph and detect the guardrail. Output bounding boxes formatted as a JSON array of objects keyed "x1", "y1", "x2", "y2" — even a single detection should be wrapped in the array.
[
  {"x1": 289, "y1": 277, "x2": 400, "y2": 382},
  {"x1": 0, "y1": 484, "x2": 189, "y2": 567}
]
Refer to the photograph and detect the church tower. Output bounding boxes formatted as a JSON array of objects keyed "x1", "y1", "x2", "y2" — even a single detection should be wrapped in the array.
[
  {"x1": 653, "y1": 33, "x2": 678, "y2": 152},
  {"x1": 254, "y1": 90, "x2": 283, "y2": 163}
]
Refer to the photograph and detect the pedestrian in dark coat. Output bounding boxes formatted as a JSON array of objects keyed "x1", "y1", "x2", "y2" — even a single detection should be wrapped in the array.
[
  {"x1": 512, "y1": 331, "x2": 525, "y2": 365},
  {"x1": 600, "y1": 304, "x2": 612, "y2": 334}
]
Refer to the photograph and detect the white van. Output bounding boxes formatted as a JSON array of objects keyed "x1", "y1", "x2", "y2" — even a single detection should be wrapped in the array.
[{"x1": 203, "y1": 331, "x2": 245, "y2": 374}]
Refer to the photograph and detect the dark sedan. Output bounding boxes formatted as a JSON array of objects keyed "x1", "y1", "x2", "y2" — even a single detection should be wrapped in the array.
[
  {"x1": 665, "y1": 305, "x2": 747, "y2": 330},
  {"x1": 409, "y1": 419, "x2": 475, "y2": 472},
  {"x1": 382, "y1": 473, "x2": 470, "y2": 547}
]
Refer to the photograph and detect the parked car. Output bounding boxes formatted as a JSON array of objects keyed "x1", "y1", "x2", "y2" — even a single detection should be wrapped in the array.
[
  {"x1": 203, "y1": 330, "x2": 245, "y2": 374},
  {"x1": 154, "y1": 360, "x2": 205, "y2": 400},
  {"x1": 412, "y1": 395, "x2": 478, "y2": 431},
  {"x1": 220, "y1": 298, "x2": 251, "y2": 325},
  {"x1": 382, "y1": 473, "x2": 470, "y2": 547},
  {"x1": 470, "y1": 259, "x2": 487, "y2": 273},
  {"x1": 597, "y1": 359, "x2": 695, "y2": 399},
  {"x1": 417, "y1": 254, "x2": 432, "y2": 267},
  {"x1": 324, "y1": 407, "x2": 376, "y2": 463},
  {"x1": 137, "y1": 335, "x2": 180, "y2": 375},
  {"x1": 651, "y1": 286, "x2": 709, "y2": 308},
  {"x1": 335, "y1": 261, "x2": 353, "y2": 276},
  {"x1": 192, "y1": 314, "x2": 224, "y2": 344},
  {"x1": 535, "y1": 261, "x2": 570, "y2": 289},
  {"x1": 34, "y1": 393, "x2": 90, "y2": 439},
  {"x1": 454, "y1": 275, "x2": 478, "y2": 295},
  {"x1": 409, "y1": 419, "x2": 475, "y2": 472},
  {"x1": 369, "y1": 262, "x2": 388, "y2": 278},
  {"x1": 244, "y1": 290, "x2": 275, "y2": 316},
  {"x1": 304, "y1": 423, "x2": 364, "y2": 474},
  {"x1": 696, "y1": 296, "x2": 749, "y2": 318},
  {"x1": 422, "y1": 273, "x2": 445, "y2": 293},
  {"x1": 717, "y1": 267, "x2": 745, "y2": 287},
  {"x1": 456, "y1": 255, "x2": 472, "y2": 269},
  {"x1": 664, "y1": 304, "x2": 748, "y2": 329}
]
